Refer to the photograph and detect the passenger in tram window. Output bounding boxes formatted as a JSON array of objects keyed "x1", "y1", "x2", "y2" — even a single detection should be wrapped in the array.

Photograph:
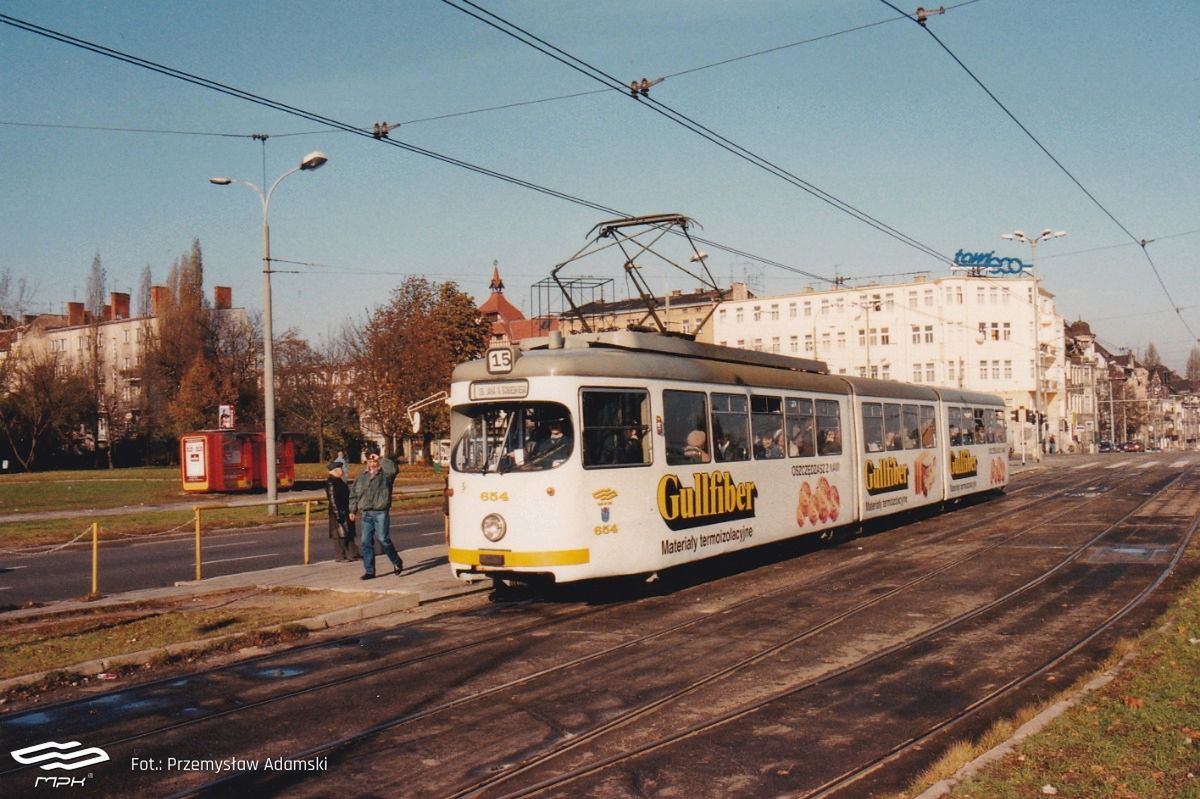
[
  {"x1": 819, "y1": 427, "x2": 842, "y2": 455},
  {"x1": 974, "y1": 423, "x2": 987, "y2": 444},
  {"x1": 683, "y1": 430, "x2": 710, "y2": 463},
  {"x1": 949, "y1": 425, "x2": 962, "y2": 446},
  {"x1": 529, "y1": 420, "x2": 573, "y2": 467},
  {"x1": 755, "y1": 431, "x2": 782, "y2": 459},
  {"x1": 790, "y1": 420, "x2": 815, "y2": 457}
]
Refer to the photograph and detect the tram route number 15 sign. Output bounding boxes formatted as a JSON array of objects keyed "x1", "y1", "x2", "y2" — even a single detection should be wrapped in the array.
[{"x1": 487, "y1": 347, "x2": 515, "y2": 375}]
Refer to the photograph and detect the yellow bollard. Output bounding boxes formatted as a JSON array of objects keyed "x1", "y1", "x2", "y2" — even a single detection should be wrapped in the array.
[
  {"x1": 90, "y1": 522, "x2": 100, "y2": 598},
  {"x1": 194, "y1": 506, "x2": 202, "y2": 581},
  {"x1": 304, "y1": 500, "x2": 312, "y2": 565}
]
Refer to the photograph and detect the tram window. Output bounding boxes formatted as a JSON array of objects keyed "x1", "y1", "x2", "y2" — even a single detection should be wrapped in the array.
[
  {"x1": 751, "y1": 395, "x2": 784, "y2": 459},
  {"x1": 991, "y1": 409, "x2": 1007, "y2": 444},
  {"x1": 664, "y1": 390, "x2": 710, "y2": 465},
  {"x1": 785, "y1": 397, "x2": 816, "y2": 458},
  {"x1": 450, "y1": 402, "x2": 572, "y2": 473},
  {"x1": 920, "y1": 405, "x2": 937, "y2": 448},
  {"x1": 902, "y1": 404, "x2": 920, "y2": 450},
  {"x1": 973, "y1": 408, "x2": 988, "y2": 443},
  {"x1": 862, "y1": 403, "x2": 884, "y2": 452},
  {"x1": 948, "y1": 407, "x2": 964, "y2": 446},
  {"x1": 711, "y1": 393, "x2": 749, "y2": 463},
  {"x1": 816, "y1": 400, "x2": 842, "y2": 455},
  {"x1": 580, "y1": 389, "x2": 650, "y2": 468},
  {"x1": 959, "y1": 408, "x2": 975, "y2": 445},
  {"x1": 884, "y1": 403, "x2": 904, "y2": 451}
]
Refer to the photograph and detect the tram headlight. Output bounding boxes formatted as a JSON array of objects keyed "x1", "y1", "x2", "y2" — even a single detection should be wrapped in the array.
[{"x1": 481, "y1": 513, "x2": 507, "y2": 542}]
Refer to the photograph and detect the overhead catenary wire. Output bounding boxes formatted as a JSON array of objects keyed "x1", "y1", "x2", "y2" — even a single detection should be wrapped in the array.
[
  {"x1": 879, "y1": 0, "x2": 1198, "y2": 345},
  {"x1": 438, "y1": 0, "x2": 952, "y2": 267},
  {"x1": 0, "y1": 12, "x2": 835, "y2": 285}
]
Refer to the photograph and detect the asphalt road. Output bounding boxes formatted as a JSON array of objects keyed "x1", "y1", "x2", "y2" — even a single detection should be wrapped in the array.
[{"x1": 0, "y1": 509, "x2": 446, "y2": 605}]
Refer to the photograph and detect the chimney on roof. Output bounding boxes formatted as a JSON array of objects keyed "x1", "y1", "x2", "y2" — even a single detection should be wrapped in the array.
[
  {"x1": 67, "y1": 302, "x2": 85, "y2": 327},
  {"x1": 214, "y1": 286, "x2": 232, "y2": 310},
  {"x1": 110, "y1": 292, "x2": 130, "y2": 320},
  {"x1": 150, "y1": 286, "x2": 169, "y2": 316}
]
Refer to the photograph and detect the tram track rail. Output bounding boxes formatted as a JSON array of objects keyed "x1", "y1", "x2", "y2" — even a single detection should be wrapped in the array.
[
  {"x1": 470, "y1": 467, "x2": 1199, "y2": 799},
  {"x1": 147, "y1": 466, "x2": 1185, "y2": 798},
  {"x1": 0, "y1": 461, "x2": 1166, "y2": 798}
]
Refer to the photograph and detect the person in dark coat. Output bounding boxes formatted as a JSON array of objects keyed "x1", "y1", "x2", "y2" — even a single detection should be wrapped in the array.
[{"x1": 325, "y1": 462, "x2": 359, "y2": 562}]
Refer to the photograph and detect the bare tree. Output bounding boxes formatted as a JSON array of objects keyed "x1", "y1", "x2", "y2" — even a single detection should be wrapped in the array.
[{"x1": 0, "y1": 352, "x2": 93, "y2": 471}]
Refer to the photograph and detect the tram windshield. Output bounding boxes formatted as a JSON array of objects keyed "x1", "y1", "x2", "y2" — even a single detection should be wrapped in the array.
[{"x1": 451, "y1": 402, "x2": 573, "y2": 473}]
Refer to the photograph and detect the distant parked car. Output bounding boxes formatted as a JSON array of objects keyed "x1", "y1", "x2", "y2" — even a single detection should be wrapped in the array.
[
  {"x1": 1122, "y1": 440, "x2": 1145, "y2": 452},
  {"x1": 1098, "y1": 441, "x2": 1114, "y2": 453}
]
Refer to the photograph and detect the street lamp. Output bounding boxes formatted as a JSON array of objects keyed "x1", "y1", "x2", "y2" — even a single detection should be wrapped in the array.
[
  {"x1": 211, "y1": 151, "x2": 328, "y2": 514},
  {"x1": 1001, "y1": 228, "x2": 1066, "y2": 460}
]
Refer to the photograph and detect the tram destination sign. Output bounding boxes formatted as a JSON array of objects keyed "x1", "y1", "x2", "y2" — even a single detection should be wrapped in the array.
[{"x1": 470, "y1": 380, "x2": 529, "y2": 401}]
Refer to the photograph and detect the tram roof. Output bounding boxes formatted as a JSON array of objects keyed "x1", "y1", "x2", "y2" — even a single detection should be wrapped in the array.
[{"x1": 454, "y1": 330, "x2": 851, "y2": 394}]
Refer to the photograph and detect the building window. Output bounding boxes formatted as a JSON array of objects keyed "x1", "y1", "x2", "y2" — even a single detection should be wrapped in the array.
[
  {"x1": 992, "y1": 360, "x2": 1000, "y2": 380},
  {"x1": 803, "y1": 301, "x2": 812, "y2": 317},
  {"x1": 947, "y1": 361, "x2": 955, "y2": 383},
  {"x1": 821, "y1": 332, "x2": 831, "y2": 352},
  {"x1": 737, "y1": 339, "x2": 745, "y2": 348},
  {"x1": 923, "y1": 326, "x2": 934, "y2": 343},
  {"x1": 1003, "y1": 322, "x2": 1011, "y2": 341},
  {"x1": 912, "y1": 325, "x2": 921, "y2": 344},
  {"x1": 789, "y1": 303, "x2": 797, "y2": 318},
  {"x1": 736, "y1": 308, "x2": 744, "y2": 323},
  {"x1": 924, "y1": 289, "x2": 933, "y2": 307},
  {"x1": 926, "y1": 363, "x2": 935, "y2": 382},
  {"x1": 990, "y1": 287, "x2": 999, "y2": 304},
  {"x1": 880, "y1": 327, "x2": 890, "y2": 345},
  {"x1": 913, "y1": 364, "x2": 923, "y2": 382},
  {"x1": 752, "y1": 338, "x2": 763, "y2": 351},
  {"x1": 718, "y1": 308, "x2": 727, "y2": 322},
  {"x1": 880, "y1": 364, "x2": 890, "y2": 380},
  {"x1": 820, "y1": 300, "x2": 830, "y2": 315},
  {"x1": 752, "y1": 306, "x2": 761, "y2": 321},
  {"x1": 771, "y1": 336, "x2": 780, "y2": 353},
  {"x1": 858, "y1": 329, "x2": 866, "y2": 347},
  {"x1": 836, "y1": 331, "x2": 846, "y2": 349},
  {"x1": 770, "y1": 305, "x2": 779, "y2": 321},
  {"x1": 804, "y1": 334, "x2": 813, "y2": 353},
  {"x1": 1004, "y1": 360, "x2": 1013, "y2": 380},
  {"x1": 990, "y1": 322, "x2": 1000, "y2": 341},
  {"x1": 908, "y1": 290, "x2": 917, "y2": 308},
  {"x1": 789, "y1": 335, "x2": 799, "y2": 353},
  {"x1": 980, "y1": 360, "x2": 988, "y2": 380},
  {"x1": 977, "y1": 287, "x2": 986, "y2": 304},
  {"x1": 884, "y1": 292, "x2": 895, "y2": 310}
]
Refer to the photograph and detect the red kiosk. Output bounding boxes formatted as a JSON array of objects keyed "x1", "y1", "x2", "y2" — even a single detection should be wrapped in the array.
[{"x1": 180, "y1": 431, "x2": 295, "y2": 493}]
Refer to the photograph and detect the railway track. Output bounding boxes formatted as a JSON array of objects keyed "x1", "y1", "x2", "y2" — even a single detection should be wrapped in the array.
[{"x1": 2, "y1": 461, "x2": 1191, "y2": 798}]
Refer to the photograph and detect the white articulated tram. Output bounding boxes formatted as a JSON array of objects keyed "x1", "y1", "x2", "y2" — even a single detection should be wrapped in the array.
[{"x1": 446, "y1": 330, "x2": 1008, "y2": 585}]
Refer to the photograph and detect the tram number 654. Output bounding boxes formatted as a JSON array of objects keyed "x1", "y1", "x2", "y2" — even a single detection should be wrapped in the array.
[
  {"x1": 480, "y1": 491, "x2": 509, "y2": 502},
  {"x1": 594, "y1": 524, "x2": 618, "y2": 535}
]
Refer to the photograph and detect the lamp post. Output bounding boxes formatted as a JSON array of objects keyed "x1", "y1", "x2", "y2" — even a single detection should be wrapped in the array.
[
  {"x1": 1001, "y1": 228, "x2": 1066, "y2": 460},
  {"x1": 211, "y1": 151, "x2": 328, "y2": 514}
]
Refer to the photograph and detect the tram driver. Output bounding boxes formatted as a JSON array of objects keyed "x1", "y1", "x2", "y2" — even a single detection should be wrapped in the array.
[{"x1": 528, "y1": 420, "x2": 573, "y2": 467}]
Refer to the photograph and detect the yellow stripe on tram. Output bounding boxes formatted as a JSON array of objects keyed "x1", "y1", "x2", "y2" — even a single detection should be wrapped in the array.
[{"x1": 449, "y1": 548, "x2": 590, "y2": 567}]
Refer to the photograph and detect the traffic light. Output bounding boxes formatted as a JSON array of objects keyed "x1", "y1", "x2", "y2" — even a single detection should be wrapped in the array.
[{"x1": 1010, "y1": 409, "x2": 1020, "y2": 422}]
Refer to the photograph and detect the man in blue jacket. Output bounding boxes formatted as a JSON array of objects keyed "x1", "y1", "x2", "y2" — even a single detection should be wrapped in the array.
[{"x1": 349, "y1": 446, "x2": 404, "y2": 580}]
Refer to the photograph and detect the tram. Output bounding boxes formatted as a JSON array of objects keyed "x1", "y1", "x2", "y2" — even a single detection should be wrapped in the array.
[{"x1": 446, "y1": 329, "x2": 1007, "y2": 584}]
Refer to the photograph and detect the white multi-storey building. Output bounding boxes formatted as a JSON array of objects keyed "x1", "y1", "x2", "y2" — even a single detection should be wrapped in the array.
[{"x1": 711, "y1": 272, "x2": 1065, "y2": 448}]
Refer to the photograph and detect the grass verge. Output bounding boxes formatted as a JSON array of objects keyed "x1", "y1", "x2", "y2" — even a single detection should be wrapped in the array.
[
  {"x1": 893, "y1": 570, "x2": 1200, "y2": 799},
  {"x1": 0, "y1": 587, "x2": 379, "y2": 681}
]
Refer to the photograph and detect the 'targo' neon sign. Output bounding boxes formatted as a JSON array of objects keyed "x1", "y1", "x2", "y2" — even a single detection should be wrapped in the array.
[{"x1": 953, "y1": 249, "x2": 1030, "y2": 275}]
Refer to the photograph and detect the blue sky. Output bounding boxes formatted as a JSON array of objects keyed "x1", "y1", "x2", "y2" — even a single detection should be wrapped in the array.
[{"x1": 2, "y1": 1, "x2": 1198, "y2": 368}]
